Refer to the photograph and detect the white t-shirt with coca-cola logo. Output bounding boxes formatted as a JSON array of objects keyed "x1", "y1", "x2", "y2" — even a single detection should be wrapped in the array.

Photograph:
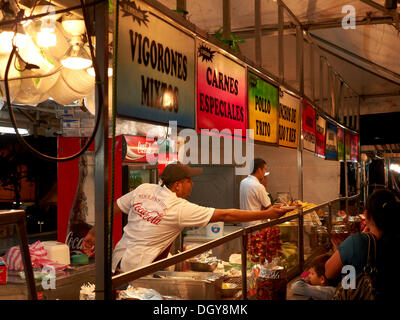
[{"x1": 112, "y1": 183, "x2": 215, "y2": 273}]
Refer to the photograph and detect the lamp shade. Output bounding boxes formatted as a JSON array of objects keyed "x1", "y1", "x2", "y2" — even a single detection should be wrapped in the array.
[{"x1": 61, "y1": 44, "x2": 92, "y2": 69}]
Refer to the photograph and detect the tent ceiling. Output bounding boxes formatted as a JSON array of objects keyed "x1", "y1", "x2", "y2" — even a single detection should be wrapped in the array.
[{"x1": 155, "y1": 0, "x2": 400, "y2": 98}]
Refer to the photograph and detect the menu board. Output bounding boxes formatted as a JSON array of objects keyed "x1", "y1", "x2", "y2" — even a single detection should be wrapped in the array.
[
  {"x1": 197, "y1": 41, "x2": 247, "y2": 138},
  {"x1": 337, "y1": 127, "x2": 344, "y2": 161},
  {"x1": 351, "y1": 134, "x2": 358, "y2": 161},
  {"x1": 325, "y1": 122, "x2": 338, "y2": 160},
  {"x1": 116, "y1": 0, "x2": 196, "y2": 128},
  {"x1": 278, "y1": 90, "x2": 300, "y2": 148},
  {"x1": 302, "y1": 100, "x2": 316, "y2": 152},
  {"x1": 315, "y1": 114, "x2": 326, "y2": 158},
  {"x1": 247, "y1": 72, "x2": 279, "y2": 143},
  {"x1": 345, "y1": 132, "x2": 351, "y2": 161}
]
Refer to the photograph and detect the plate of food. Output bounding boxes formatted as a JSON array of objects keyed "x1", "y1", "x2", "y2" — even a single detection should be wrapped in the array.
[{"x1": 280, "y1": 205, "x2": 297, "y2": 210}]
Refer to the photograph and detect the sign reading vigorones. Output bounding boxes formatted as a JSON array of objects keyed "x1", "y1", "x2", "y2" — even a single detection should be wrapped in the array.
[
  {"x1": 278, "y1": 90, "x2": 299, "y2": 148},
  {"x1": 337, "y1": 127, "x2": 345, "y2": 161},
  {"x1": 302, "y1": 100, "x2": 316, "y2": 152},
  {"x1": 325, "y1": 122, "x2": 338, "y2": 160},
  {"x1": 116, "y1": 0, "x2": 195, "y2": 128},
  {"x1": 247, "y1": 72, "x2": 279, "y2": 143},
  {"x1": 197, "y1": 41, "x2": 247, "y2": 138}
]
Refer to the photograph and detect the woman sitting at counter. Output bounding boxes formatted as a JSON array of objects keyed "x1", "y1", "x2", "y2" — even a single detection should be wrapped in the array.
[{"x1": 325, "y1": 189, "x2": 400, "y2": 300}]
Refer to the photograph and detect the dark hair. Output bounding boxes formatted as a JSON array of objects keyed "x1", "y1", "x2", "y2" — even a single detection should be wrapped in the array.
[
  {"x1": 251, "y1": 158, "x2": 266, "y2": 174},
  {"x1": 310, "y1": 253, "x2": 331, "y2": 277},
  {"x1": 366, "y1": 189, "x2": 400, "y2": 241}
]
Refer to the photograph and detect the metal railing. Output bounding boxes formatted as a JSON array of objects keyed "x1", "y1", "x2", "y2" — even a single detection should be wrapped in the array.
[{"x1": 111, "y1": 194, "x2": 360, "y2": 299}]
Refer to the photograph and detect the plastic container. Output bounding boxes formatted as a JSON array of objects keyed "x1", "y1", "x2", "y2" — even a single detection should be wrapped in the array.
[
  {"x1": 41, "y1": 241, "x2": 70, "y2": 265},
  {"x1": 206, "y1": 222, "x2": 224, "y2": 238}
]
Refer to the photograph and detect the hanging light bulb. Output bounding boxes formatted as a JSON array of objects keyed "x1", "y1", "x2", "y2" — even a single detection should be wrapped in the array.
[
  {"x1": 0, "y1": 25, "x2": 28, "y2": 54},
  {"x1": 61, "y1": 35, "x2": 92, "y2": 70},
  {"x1": 87, "y1": 67, "x2": 113, "y2": 77},
  {"x1": 36, "y1": 5, "x2": 58, "y2": 48}
]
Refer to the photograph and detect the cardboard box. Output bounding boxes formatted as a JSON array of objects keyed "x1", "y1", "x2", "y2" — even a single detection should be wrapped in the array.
[{"x1": 0, "y1": 257, "x2": 7, "y2": 284}]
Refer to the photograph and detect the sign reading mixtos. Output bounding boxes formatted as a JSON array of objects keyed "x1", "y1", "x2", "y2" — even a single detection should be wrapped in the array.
[
  {"x1": 325, "y1": 122, "x2": 338, "y2": 160},
  {"x1": 247, "y1": 72, "x2": 279, "y2": 143},
  {"x1": 116, "y1": 0, "x2": 196, "y2": 128},
  {"x1": 278, "y1": 90, "x2": 299, "y2": 148},
  {"x1": 197, "y1": 41, "x2": 247, "y2": 138},
  {"x1": 315, "y1": 114, "x2": 326, "y2": 158},
  {"x1": 302, "y1": 100, "x2": 316, "y2": 152}
]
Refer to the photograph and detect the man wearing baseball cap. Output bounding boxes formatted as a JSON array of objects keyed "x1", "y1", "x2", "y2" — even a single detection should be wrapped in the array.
[{"x1": 83, "y1": 162, "x2": 290, "y2": 274}]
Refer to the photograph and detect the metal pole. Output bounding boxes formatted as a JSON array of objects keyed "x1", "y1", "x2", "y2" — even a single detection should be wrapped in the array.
[
  {"x1": 319, "y1": 56, "x2": 324, "y2": 112},
  {"x1": 345, "y1": 160, "x2": 349, "y2": 212},
  {"x1": 255, "y1": 0, "x2": 262, "y2": 66},
  {"x1": 278, "y1": 2, "x2": 284, "y2": 82},
  {"x1": 310, "y1": 43, "x2": 315, "y2": 101},
  {"x1": 176, "y1": 0, "x2": 187, "y2": 18},
  {"x1": 298, "y1": 206, "x2": 304, "y2": 271},
  {"x1": 296, "y1": 25, "x2": 304, "y2": 204},
  {"x1": 327, "y1": 65, "x2": 332, "y2": 117},
  {"x1": 94, "y1": 0, "x2": 111, "y2": 300},
  {"x1": 296, "y1": 25, "x2": 304, "y2": 94},
  {"x1": 357, "y1": 95, "x2": 361, "y2": 132},
  {"x1": 241, "y1": 233, "x2": 248, "y2": 300},
  {"x1": 223, "y1": 0, "x2": 231, "y2": 42}
]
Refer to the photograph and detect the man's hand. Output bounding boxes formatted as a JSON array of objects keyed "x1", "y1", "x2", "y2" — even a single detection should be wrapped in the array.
[
  {"x1": 82, "y1": 227, "x2": 95, "y2": 257},
  {"x1": 265, "y1": 205, "x2": 292, "y2": 219}
]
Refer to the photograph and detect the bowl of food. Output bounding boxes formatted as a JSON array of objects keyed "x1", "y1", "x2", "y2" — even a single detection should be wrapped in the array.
[{"x1": 189, "y1": 261, "x2": 218, "y2": 272}]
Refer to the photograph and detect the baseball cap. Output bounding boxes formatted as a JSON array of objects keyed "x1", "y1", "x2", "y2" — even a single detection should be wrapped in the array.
[{"x1": 161, "y1": 162, "x2": 202, "y2": 185}]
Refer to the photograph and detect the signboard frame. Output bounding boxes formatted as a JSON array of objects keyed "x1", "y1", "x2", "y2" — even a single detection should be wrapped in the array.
[{"x1": 115, "y1": 0, "x2": 196, "y2": 129}]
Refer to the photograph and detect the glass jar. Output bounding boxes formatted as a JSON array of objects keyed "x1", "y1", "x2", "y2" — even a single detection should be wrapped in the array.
[
  {"x1": 316, "y1": 226, "x2": 329, "y2": 246},
  {"x1": 255, "y1": 266, "x2": 287, "y2": 300},
  {"x1": 347, "y1": 215, "x2": 361, "y2": 234},
  {"x1": 330, "y1": 224, "x2": 350, "y2": 243}
]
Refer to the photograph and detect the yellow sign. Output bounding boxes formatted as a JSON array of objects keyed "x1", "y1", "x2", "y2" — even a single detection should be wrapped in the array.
[
  {"x1": 278, "y1": 90, "x2": 300, "y2": 149},
  {"x1": 248, "y1": 72, "x2": 279, "y2": 143}
]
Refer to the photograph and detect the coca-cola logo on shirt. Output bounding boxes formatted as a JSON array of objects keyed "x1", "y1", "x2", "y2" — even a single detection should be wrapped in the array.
[{"x1": 132, "y1": 202, "x2": 164, "y2": 225}]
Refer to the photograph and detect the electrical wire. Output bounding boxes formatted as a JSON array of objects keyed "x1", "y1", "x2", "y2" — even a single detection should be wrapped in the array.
[{"x1": 3, "y1": 0, "x2": 106, "y2": 162}]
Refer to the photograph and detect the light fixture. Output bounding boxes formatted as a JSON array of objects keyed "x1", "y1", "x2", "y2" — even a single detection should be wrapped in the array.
[
  {"x1": 0, "y1": 126, "x2": 29, "y2": 135},
  {"x1": 87, "y1": 67, "x2": 113, "y2": 77},
  {"x1": 0, "y1": 25, "x2": 28, "y2": 54},
  {"x1": 37, "y1": 25, "x2": 57, "y2": 47},
  {"x1": 390, "y1": 164, "x2": 400, "y2": 174},
  {"x1": 61, "y1": 36, "x2": 92, "y2": 70}
]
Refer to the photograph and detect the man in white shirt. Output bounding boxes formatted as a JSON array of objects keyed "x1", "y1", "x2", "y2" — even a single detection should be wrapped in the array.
[
  {"x1": 240, "y1": 158, "x2": 272, "y2": 227},
  {"x1": 83, "y1": 163, "x2": 290, "y2": 273}
]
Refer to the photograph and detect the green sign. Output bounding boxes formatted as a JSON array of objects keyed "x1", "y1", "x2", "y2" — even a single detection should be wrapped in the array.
[{"x1": 248, "y1": 72, "x2": 279, "y2": 143}]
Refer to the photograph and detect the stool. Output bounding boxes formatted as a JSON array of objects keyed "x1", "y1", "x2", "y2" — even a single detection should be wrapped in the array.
[{"x1": 0, "y1": 210, "x2": 37, "y2": 300}]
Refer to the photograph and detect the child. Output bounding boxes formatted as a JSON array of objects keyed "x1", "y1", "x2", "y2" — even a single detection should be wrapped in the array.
[{"x1": 290, "y1": 253, "x2": 336, "y2": 300}]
